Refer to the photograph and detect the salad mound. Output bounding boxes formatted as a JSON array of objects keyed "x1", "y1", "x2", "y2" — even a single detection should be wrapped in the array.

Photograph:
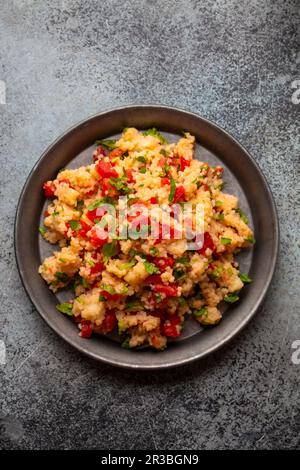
[{"x1": 39, "y1": 128, "x2": 254, "y2": 350}]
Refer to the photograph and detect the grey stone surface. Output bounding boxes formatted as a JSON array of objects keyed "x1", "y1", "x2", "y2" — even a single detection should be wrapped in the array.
[{"x1": 0, "y1": 0, "x2": 299, "y2": 450}]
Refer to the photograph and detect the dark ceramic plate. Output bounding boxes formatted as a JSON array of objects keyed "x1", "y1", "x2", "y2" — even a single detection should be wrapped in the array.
[{"x1": 15, "y1": 105, "x2": 279, "y2": 369}]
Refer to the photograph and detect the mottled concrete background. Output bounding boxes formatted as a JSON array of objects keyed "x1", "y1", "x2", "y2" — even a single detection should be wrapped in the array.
[{"x1": 0, "y1": 0, "x2": 299, "y2": 450}]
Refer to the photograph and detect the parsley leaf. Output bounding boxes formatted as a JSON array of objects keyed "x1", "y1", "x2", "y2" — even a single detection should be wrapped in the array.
[
  {"x1": 168, "y1": 177, "x2": 176, "y2": 202},
  {"x1": 144, "y1": 261, "x2": 160, "y2": 274},
  {"x1": 143, "y1": 128, "x2": 168, "y2": 144},
  {"x1": 220, "y1": 237, "x2": 232, "y2": 245},
  {"x1": 95, "y1": 139, "x2": 116, "y2": 150},
  {"x1": 102, "y1": 240, "x2": 119, "y2": 261},
  {"x1": 224, "y1": 293, "x2": 239, "y2": 303},
  {"x1": 56, "y1": 302, "x2": 73, "y2": 316},
  {"x1": 239, "y1": 273, "x2": 252, "y2": 283},
  {"x1": 54, "y1": 272, "x2": 69, "y2": 283},
  {"x1": 235, "y1": 208, "x2": 249, "y2": 224}
]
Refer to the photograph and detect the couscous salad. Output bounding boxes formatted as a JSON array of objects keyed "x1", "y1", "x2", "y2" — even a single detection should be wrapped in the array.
[{"x1": 39, "y1": 128, "x2": 254, "y2": 350}]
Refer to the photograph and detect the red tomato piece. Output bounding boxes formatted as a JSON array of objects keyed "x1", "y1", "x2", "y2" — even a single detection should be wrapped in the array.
[
  {"x1": 43, "y1": 181, "x2": 55, "y2": 198},
  {"x1": 153, "y1": 257, "x2": 175, "y2": 271},
  {"x1": 161, "y1": 177, "x2": 170, "y2": 187},
  {"x1": 100, "y1": 290, "x2": 121, "y2": 301},
  {"x1": 150, "y1": 197, "x2": 158, "y2": 204},
  {"x1": 78, "y1": 220, "x2": 91, "y2": 237},
  {"x1": 173, "y1": 185, "x2": 186, "y2": 203},
  {"x1": 100, "y1": 311, "x2": 117, "y2": 333},
  {"x1": 80, "y1": 321, "x2": 93, "y2": 338},
  {"x1": 126, "y1": 169, "x2": 135, "y2": 183},
  {"x1": 180, "y1": 157, "x2": 190, "y2": 171},
  {"x1": 153, "y1": 284, "x2": 178, "y2": 297},
  {"x1": 198, "y1": 232, "x2": 215, "y2": 255},
  {"x1": 162, "y1": 323, "x2": 181, "y2": 337},
  {"x1": 95, "y1": 160, "x2": 118, "y2": 179},
  {"x1": 90, "y1": 261, "x2": 105, "y2": 274},
  {"x1": 144, "y1": 274, "x2": 163, "y2": 285}
]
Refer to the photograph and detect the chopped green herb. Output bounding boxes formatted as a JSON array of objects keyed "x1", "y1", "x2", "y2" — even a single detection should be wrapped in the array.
[
  {"x1": 69, "y1": 220, "x2": 82, "y2": 231},
  {"x1": 80, "y1": 277, "x2": 90, "y2": 288},
  {"x1": 178, "y1": 297, "x2": 187, "y2": 306},
  {"x1": 87, "y1": 197, "x2": 115, "y2": 211},
  {"x1": 58, "y1": 258, "x2": 66, "y2": 263},
  {"x1": 245, "y1": 235, "x2": 256, "y2": 244},
  {"x1": 215, "y1": 200, "x2": 223, "y2": 207},
  {"x1": 139, "y1": 167, "x2": 147, "y2": 174},
  {"x1": 155, "y1": 293, "x2": 162, "y2": 303},
  {"x1": 128, "y1": 197, "x2": 140, "y2": 207},
  {"x1": 239, "y1": 273, "x2": 252, "y2": 283},
  {"x1": 168, "y1": 177, "x2": 176, "y2": 202},
  {"x1": 181, "y1": 129, "x2": 189, "y2": 137},
  {"x1": 95, "y1": 139, "x2": 116, "y2": 150},
  {"x1": 150, "y1": 247, "x2": 159, "y2": 256},
  {"x1": 173, "y1": 269, "x2": 186, "y2": 281},
  {"x1": 76, "y1": 200, "x2": 84, "y2": 213},
  {"x1": 99, "y1": 295, "x2": 106, "y2": 301},
  {"x1": 235, "y1": 208, "x2": 249, "y2": 224},
  {"x1": 143, "y1": 128, "x2": 168, "y2": 144},
  {"x1": 137, "y1": 155, "x2": 147, "y2": 164},
  {"x1": 193, "y1": 307, "x2": 208, "y2": 318},
  {"x1": 109, "y1": 177, "x2": 132, "y2": 195},
  {"x1": 118, "y1": 319, "x2": 127, "y2": 334},
  {"x1": 215, "y1": 213, "x2": 225, "y2": 221},
  {"x1": 54, "y1": 272, "x2": 69, "y2": 283},
  {"x1": 52, "y1": 211, "x2": 60, "y2": 217},
  {"x1": 56, "y1": 302, "x2": 73, "y2": 316},
  {"x1": 224, "y1": 293, "x2": 239, "y2": 303},
  {"x1": 159, "y1": 149, "x2": 169, "y2": 157},
  {"x1": 121, "y1": 337, "x2": 131, "y2": 349},
  {"x1": 176, "y1": 256, "x2": 189, "y2": 265},
  {"x1": 121, "y1": 260, "x2": 136, "y2": 270},
  {"x1": 144, "y1": 261, "x2": 160, "y2": 274},
  {"x1": 39, "y1": 227, "x2": 46, "y2": 237},
  {"x1": 102, "y1": 240, "x2": 119, "y2": 261},
  {"x1": 220, "y1": 237, "x2": 232, "y2": 245},
  {"x1": 209, "y1": 266, "x2": 223, "y2": 280},
  {"x1": 101, "y1": 284, "x2": 116, "y2": 294},
  {"x1": 121, "y1": 285, "x2": 129, "y2": 294}
]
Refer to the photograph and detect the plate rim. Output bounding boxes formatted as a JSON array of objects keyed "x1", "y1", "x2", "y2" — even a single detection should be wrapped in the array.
[{"x1": 14, "y1": 104, "x2": 280, "y2": 370}]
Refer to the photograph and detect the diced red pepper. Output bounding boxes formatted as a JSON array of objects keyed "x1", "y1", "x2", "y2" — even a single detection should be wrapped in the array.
[
  {"x1": 202, "y1": 184, "x2": 209, "y2": 191},
  {"x1": 86, "y1": 208, "x2": 102, "y2": 222},
  {"x1": 44, "y1": 210, "x2": 49, "y2": 217},
  {"x1": 100, "y1": 290, "x2": 121, "y2": 301},
  {"x1": 80, "y1": 321, "x2": 93, "y2": 338},
  {"x1": 108, "y1": 148, "x2": 124, "y2": 158},
  {"x1": 43, "y1": 181, "x2": 55, "y2": 198},
  {"x1": 144, "y1": 274, "x2": 163, "y2": 285},
  {"x1": 90, "y1": 261, "x2": 105, "y2": 274},
  {"x1": 161, "y1": 177, "x2": 170, "y2": 187},
  {"x1": 173, "y1": 185, "x2": 186, "y2": 203},
  {"x1": 150, "y1": 197, "x2": 158, "y2": 204},
  {"x1": 78, "y1": 220, "x2": 91, "y2": 237},
  {"x1": 162, "y1": 314, "x2": 181, "y2": 337},
  {"x1": 153, "y1": 284, "x2": 178, "y2": 297},
  {"x1": 180, "y1": 157, "x2": 190, "y2": 171},
  {"x1": 126, "y1": 169, "x2": 135, "y2": 183},
  {"x1": 100, "y1": 311, "x2": 117, "y2": 333},
  {"x1": 153, "y1": 257, "x2": 175, "y2": 271},
  {"x1": 158, "y1": 157, "x2": 166, "y2": 167},
  {"x1": 86, "y1": 188, "x2": 97, "y2": 197},
  {"x1": 95, "y1": 160, "x2": 118, "y2": 179},
  {"x1": 162, "y1": 323, "x2": 180, "y2": 337},
  {"x1": 89, "y1": 227, "x2": 108, "y2": 247},
  {"x1": 198, "y1": 232, "x2": 215, "y2": 255}
]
